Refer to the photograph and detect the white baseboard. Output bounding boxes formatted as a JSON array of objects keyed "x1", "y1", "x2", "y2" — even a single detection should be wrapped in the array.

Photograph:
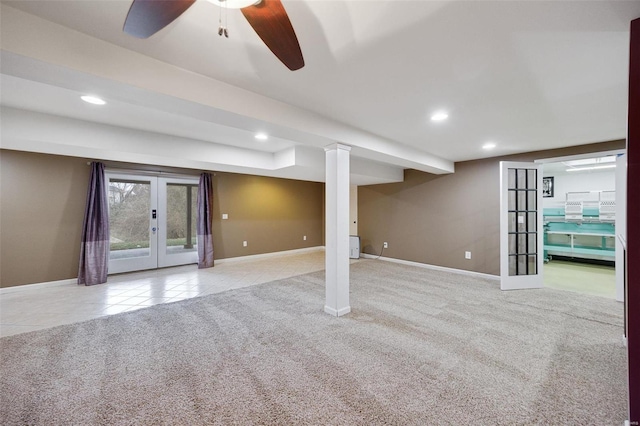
[
  {"x1": 1, "y1": 248, "x2": 497, "y2": 294},
  {"x1": 324, "y1": 305, "x2": 351, "y2": 317},
  {"x1": 0, "y1": 247, "x2": 325, "y2": 294},
  {"x1": 215, "y1": 246, "x2": 324, "y2": 264},
  {"x1": 360, "y1": 253, "x2": 500, "y2": 281},
  {"x1": 0, "y1": 278, "x2": 77, "y2": 294}
]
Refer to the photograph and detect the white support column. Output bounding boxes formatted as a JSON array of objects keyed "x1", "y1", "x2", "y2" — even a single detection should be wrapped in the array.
[{"x1": 324, "y1": 143, "x2": 351, "y2": 317}]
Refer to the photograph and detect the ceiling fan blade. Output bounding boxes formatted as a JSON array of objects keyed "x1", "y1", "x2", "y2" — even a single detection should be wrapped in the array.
[
  {"x1": 124, "y1": 0, "x2": 196, "y2": 38},
  {"x1": 241, "y1": 0, "x2": 304, "y2": 71}
]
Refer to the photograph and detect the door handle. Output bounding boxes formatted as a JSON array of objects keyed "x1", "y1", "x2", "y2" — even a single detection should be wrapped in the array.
[{"x1": 152, "y1": 227, "x2": 157, "y2": 235}]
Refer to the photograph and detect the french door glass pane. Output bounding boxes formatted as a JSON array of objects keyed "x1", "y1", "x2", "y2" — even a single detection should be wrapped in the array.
[
  {"x1": 508, "y1": 168, "x2": 538, "y2": 276},
  {"x1": 508, "y1": 169, "x2": 516, "y2": 189},
  {"x1": 108, "y1": 179, "x2": 151, "y2": 259},
  {"x1": 508, "y1": 190, "x2": 516, "y2": 210},
  {"x1": 165, "y1": 184, "x2": 198, "y2": 256},
  {"x1": 527, "y1": 212, "x2": 537, "y2": 232},
  {"x1": 517, "y1": 190, "x2": 528, "y2": 211},
  {"x1": 528, "y1": 190, "x2": 537, "y2": 210}
]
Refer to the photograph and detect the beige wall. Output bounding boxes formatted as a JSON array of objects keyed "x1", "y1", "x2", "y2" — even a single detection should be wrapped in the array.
[
  {"x1": 349, "y1": 185, "x2": 358, "y2": 235},
  {"x1": 212, "y1": 172, "x2": 324, "y2": 259},
  {"x1": 0, "y1": 150, "x2": 89, "y2": 287},
  {"x1": 0, "y1": 150, "x2": 324, "y2": 288},
  {"x1": 358, "y1": 140, "x2": 626, "y2": 276},
  {"x1": 1, "y1": 140, "x2": 624, "y2": 286}
]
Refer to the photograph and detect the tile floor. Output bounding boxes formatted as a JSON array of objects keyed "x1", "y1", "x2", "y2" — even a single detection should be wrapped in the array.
[{"x1": 0, "y1": 249, "x2": 327, "y2": 338}]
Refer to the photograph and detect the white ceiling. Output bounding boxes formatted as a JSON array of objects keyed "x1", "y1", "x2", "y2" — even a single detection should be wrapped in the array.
[{"x1": 1, "y1": 0, "x2": 638, "y2": 184}]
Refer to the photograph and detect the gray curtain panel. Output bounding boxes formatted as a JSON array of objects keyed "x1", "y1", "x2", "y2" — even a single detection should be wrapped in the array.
[
  {"x1": 197, "y1": 172, "x2": 215, "y2": 269},
  {"x1": 78, "y1": 162, "x2": 110, "y2": 285}
]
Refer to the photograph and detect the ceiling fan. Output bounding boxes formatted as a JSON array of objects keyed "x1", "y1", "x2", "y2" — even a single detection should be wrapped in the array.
[{"x1": 123, "y1": 0, "x2": 304, "y2": 70}]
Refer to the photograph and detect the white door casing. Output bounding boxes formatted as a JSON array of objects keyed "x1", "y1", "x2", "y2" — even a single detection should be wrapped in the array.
[
  {"x1": 107, "y1": 172, "x2": 199, "y2": 274},
  {"x1": 157, "y1": 177, "x2": 199, "y2": 268},
  {"x1": 107, "y1": 172, "x2": 158, "y2": 274},
  {"x1": 500, "y1": 161, "x2": 544, "y2": 290}
]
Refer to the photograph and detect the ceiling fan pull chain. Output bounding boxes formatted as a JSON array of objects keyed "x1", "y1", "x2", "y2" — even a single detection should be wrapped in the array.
[
  {"x1": 224, "y1": 1, "x2": 229, "y2": 38},
  {"x1": 217, "y1": 0, "x2": 229, "y2": 38},
  {"x1": 218, "y1": 1, "x2": 223, "y2": 36}
]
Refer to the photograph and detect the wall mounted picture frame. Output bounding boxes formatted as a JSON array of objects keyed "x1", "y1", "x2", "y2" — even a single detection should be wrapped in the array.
[{"x1": 542, "y1": 176, "x2": 554, "y2": 198}]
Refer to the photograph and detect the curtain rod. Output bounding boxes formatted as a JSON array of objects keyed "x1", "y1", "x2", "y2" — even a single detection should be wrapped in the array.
[{"x1": 86, "y1": 162, "x2": 216, "y2": 176}]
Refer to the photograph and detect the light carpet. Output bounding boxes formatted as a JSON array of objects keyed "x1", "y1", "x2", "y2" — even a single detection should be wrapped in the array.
[{"x1": 0, "y1": 260, "x2": 627, "y2": 425}]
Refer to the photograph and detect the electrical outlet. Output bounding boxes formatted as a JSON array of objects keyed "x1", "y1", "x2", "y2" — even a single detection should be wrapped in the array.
[
  {"x1": 465, "y1": 251, "x2": 471, "y2": 259},
  {"x1": 383, "y1": 242, "x2": 388, "y2": 249},
  {"x1": 303, "y1": 235, "x2": 307, "y2": 241},
  {"x1": 243, "y1": 241, "x2": 248, "y2": 247}
]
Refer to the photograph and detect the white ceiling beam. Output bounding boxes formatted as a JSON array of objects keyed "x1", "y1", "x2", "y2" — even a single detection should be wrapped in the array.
[
  {"x1": 0, "y1": 4, "x2": 454, "y2": 175},
  {"x1": 0, "y1": 107, "x2": 406, "y2": 185}
]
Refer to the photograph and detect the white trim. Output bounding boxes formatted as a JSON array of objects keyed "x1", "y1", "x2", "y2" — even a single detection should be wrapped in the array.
[
  {"x1": 324, "y1": 305, "x2": 352, "y2": 317},
  {"x1": 1, "y1": 247, "x2": 325, "y2": 293},
  {"x1": 533, "y1": 149, "x2": 625, "y2": 165},
  {"x1": 499, "y1": 161, "x2": 544, "y2": 291},
  {"x1": 360, "y1": 253, "x2": 500, "y2": 281},
  {"x1": 106, "y1": 171, "x2": 159, "y2": 274},
  {"x1": 157, "y1": 176, "x2": 200, "y2": 268},
  {"x1": 324, "y1": 143, "x2": 352, "y2": 152},
  {"x1": 215, "y1": 246, "x2": 325, "y2": 264},
  {"x1": 0, "y1": 278, "x2": 77, "y2": 294}
]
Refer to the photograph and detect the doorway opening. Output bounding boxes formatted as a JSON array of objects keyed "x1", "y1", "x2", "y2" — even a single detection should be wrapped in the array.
[
  {"x1": 536, "y1": 150, "x2": 624, "y2": 300},
  {"x1": 106, "y1": 171, "x2": 199, "y2": 274}
]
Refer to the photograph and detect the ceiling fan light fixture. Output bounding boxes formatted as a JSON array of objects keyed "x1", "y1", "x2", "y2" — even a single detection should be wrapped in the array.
[
  {"x1": 205, "y1": 0, "x2": 261, "y2": 9},
  {"x1": 124, "y1": 0, "x2": 304, "y2": 70}
]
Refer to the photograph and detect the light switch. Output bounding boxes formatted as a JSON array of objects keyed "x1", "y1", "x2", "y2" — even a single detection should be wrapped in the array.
[{"x1": 222, "y1": 213, "x2": 228, "y2": 220}]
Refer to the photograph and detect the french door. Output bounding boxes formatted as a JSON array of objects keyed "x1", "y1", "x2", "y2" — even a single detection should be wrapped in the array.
[
  {"x1": 106, "y1": 172, "x2": 199, "y2": 274},
  {"x1": 499, "y1": 162, "x2": 544, "y2": 290}
]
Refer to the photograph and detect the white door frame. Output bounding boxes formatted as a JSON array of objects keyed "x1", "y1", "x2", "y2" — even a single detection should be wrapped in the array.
[
  {"x1": 106, "y1": 172, "x2": 199, "y2": 274},
  {"x1": 500, "y1": 161, "x2": 544, "y2": 290},
  {"x1": 106, "y1": 172, "x2": 159, "y2": 274},
  {"x1": 157, "y1": 176, "x2": 199, "y2": 268}
]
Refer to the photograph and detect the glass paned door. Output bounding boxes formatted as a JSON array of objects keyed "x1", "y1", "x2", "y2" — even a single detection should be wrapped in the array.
[
  {"x1": 107, "y1": 173, "x2": 158, "y2": 274},
  {"x1": 158, "y1": 178, "x2": 199, "y2": 268},
  {"x1": 500, "y1": 162, "x2": 543, "y2": 290},
  {"x1": 107, "y1": 173, "x2": 199, "y2": 274}
]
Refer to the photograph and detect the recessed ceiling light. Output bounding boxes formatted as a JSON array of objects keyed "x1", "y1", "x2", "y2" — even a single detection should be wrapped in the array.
[
  {"x1": 430, "y1": 111, "x2": 448, "y2": 122},
  {"x1": 81, "y1": 95, "x2": 106, "y2": 105},
  {"x1": 482, "y1": 142, "x2": 496, "y2": 150},
  {"x1": 255, "y1": 133, "x2": 268, "y2": 141}
]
